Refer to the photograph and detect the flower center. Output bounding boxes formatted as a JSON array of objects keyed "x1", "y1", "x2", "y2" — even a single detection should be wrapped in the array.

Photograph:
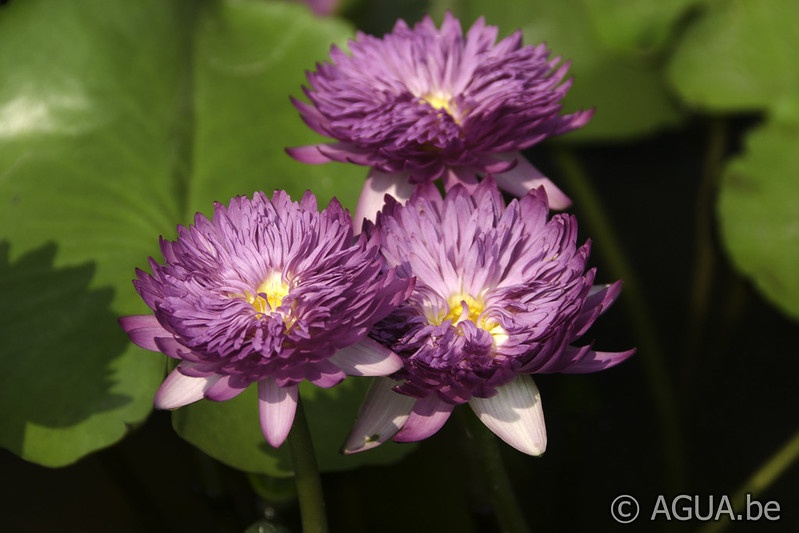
[
  {"x1": 420, "y1": 91, "x2": 460, "y2": 123},
  {"x1": 245, "y1": 272, "x2": 290, "y2": 315},
  {"x1": 431, "y1": 292, "x2": 509, "y2": 347},
  {"x1": 442, "y1": 292, "x2": 483, "y2": 324}
]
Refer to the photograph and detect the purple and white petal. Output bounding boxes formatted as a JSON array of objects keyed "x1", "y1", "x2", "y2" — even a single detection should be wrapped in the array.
[
  {"x1": 392, "y1": 395, "x2": 454, "y2": 442},
  {"x1": 204, "y1": 374, "x2": 249, "y2": 402},
  {"x1": 493, "y1": 153, "x2": 572, "y2": 210},
  {"x1": 118, "y1": 315, "x2": 170, "y2": 352},
  {"x1": 154, "y1": 367, "x2": 221, "y2": 410},
  {"x1": 559, "y1": 348, "x2": 637, "y2": 374},
  {"x1": 258, "y1": 378, "x2": 299, "y2": 448},
  {"x1": 342, "y1": 377, "x2": 416, "y2": 454},
  {"x1": 468, "y1": 374, "x2": 547, "y2": 456},
  {"x1": 328, "y1": 337, "x2": 403, "y2": 376},
  {"x1": 354, "y1": 169, "x2": 415, "y2": 230}
]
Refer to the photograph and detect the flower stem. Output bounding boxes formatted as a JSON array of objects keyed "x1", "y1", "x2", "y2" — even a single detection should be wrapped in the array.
[
  {"x1": 287, "y1": 395, "x2": 328, "y2": 533},
  {"x1": 681, "y1": 118, "x2": 728, "y2": 390},
  {"x1": 551, "y1": 146, "x2": 686, "y2": 492},
  {"x1": 462, "y1": 410, "x2": 531, "y2": 533}
]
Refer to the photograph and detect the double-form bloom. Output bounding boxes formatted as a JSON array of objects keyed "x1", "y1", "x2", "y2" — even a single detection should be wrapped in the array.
[
  {"x1": 119, "y1": 190, "x2": 412, "y2": 447},
  {"x1": 344, "y1": 179, "x2": 633, "y2": 455},
  {"x1": 287, "y1": 13, "x2": 592, "y2": 223}
]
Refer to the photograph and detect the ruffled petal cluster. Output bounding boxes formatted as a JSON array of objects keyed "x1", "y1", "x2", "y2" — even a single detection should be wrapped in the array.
[
  {"x1": 288, "y1": 13, "x2": 591, "y2": 220},
  {"x1": 119, "y1": 190, "x2": 412, "y2": 447},
  {"x1": 344, "y1": 179, "x2": 633, "y2": 455}
]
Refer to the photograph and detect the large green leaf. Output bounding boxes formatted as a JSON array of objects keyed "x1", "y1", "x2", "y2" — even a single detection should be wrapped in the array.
[
  {"x1": 667, "y1": 0, "x2": 799, "y2": 320},
  {"x1": 582, "y1": 0, "x2": 697, "y2": 57},
  {"x1": 453, "y1": 0, "x2": 687, "y2": 140},
  {"x1": 667, "y1": 0, "x2": 799, "y2": 116},
  {"x1": 0, "y1": 0, "x2": 192, "y2": 467},
  {"x1": 0, "y1": 0, "x2": 377, "y2": 468},
  {"x1": 718, "y1": 119, "x2": 799, "y2": 320}
]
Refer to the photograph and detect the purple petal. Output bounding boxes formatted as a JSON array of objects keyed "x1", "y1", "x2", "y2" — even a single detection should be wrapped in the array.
[
  {"x1": 328, "y1": 338, "x2": 403, "y2": 376},
  {"x1": 493, "y1": 153, "x2": 572, "y2": 209},
  {"x1": 559, "y1": 347, "x2": 636, "y2": 374},
  {"x1": 154, "y1": 367, "x2": 220, "y2": 409},
  {"x1": 118, "y1": 315, "x2": 170, "y2": 351},
  {"x1": 258, "y1": 378, "x2": 299, "y2": 448},
  {"x1": 204, "y1": 374, "x2": 249, "y2": 401},
  {"x1": 154, "y1": 336, "x2": 188, "y2": 360},
  {"x1": 354, "y1": 169, "x2": 416, "y2": 230},
  {"x1": 284, "y1": 144, "x2": 334, "y2": 164},
  {"x1": 468, "y1": 374, "x2": 547, "y2": 456},
  {"x1": 342, "y1": 377, "x2": 416, "y2": 454},
  {"x1": 392, "y1": 395, "x2": 454, "y2": 442},
  {"x1": 306, "y1": 360, "x2": 347, "y2": 388}
]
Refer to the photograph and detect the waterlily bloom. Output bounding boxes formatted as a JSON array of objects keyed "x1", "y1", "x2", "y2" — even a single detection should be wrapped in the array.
[
  {"x1": 119, "y1": 190, "x2": 412, "y2": 448},
  {"x1": 287, "y1": 12, "x2": 592, "y2": 223},
  {"x1": 343, "y1": 178, "x2": 634, "y2": 455}
]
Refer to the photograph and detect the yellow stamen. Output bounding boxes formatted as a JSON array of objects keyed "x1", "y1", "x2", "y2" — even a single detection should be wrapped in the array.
[
  {"x1": 245, "y1": 272, "x2": 290, "y2": 315},
  {"x1": 430, "y1": 291, "x2": 508, "y2": 348},
  {"x1": 442, "y1": 292, "x2": 483, "y2": 325},
  {"x1": 421, "y1": 91, "x2": 459, "y2": 123}
]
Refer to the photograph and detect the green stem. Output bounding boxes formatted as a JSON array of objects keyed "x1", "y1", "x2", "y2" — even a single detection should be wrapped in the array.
[
  {"x1": 462, "y1": 411, "x2": 531, "y2": 533},
  {"x1": 551, "y1": 146, "x2": 685, "y2": 492},
  {"x1": 287, "y1": 395, "x2": 328, "y2": 533},
  {"x1": 681, "y1": 118, "x2": 728, "y2": 390},
  {"x1": 698, "y1": 428, "x2": 799, "y2": 533}
]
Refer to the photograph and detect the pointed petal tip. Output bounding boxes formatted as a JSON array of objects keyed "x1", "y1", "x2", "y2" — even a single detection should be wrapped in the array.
[
  {"x1": 341, "y1": 377, "x2": 414, "y2": 454},
  {"x1": 469, "y1": 375, "x2": 548, "y2": 456},
  {"x1": 154, "y1": 368, "x2": 218, "y2": 410},
  {"x1": 118, "y1": 314, "x2": 170, "y2": 351},
  {"x1": 341, "y1": 432, "x2": 391, "y2": 455},
  {"x1": 258, "y1": 379, "x2": 299, "y2": 448}
]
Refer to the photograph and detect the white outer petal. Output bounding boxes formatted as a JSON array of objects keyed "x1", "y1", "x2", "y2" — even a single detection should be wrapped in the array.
[
  {"x1": 258, "y1": 378, "x2": 299, "y2": 448},
  {"x1": 154, "y1": 367, "x2": 220, "y2": 410},
  {"x1": 493, "y1": 152, "x2": 572, "y2": 210},
  {"x1": 354, "y1": 169, "x2": 415, "y2": 231},
  {"x1": 342, "y1": 377, "x2": 416, "y2": 454},
  {"x1": 328, "y1": 338, "x2": 403, "y2": 376},
  {"x1": 468, "y1": 374, "x2": 547, "y2": 456}
]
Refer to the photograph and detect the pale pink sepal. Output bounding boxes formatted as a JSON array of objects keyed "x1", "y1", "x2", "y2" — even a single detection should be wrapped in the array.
[
  {"x1": 257, "y1": 378, "x2": 299, "y2": 448},
  {"x1": 468, "y1": 374, "x2": 547, "y2": 456},
  {"x1": 118, "y1": 315, "x2": 170, "y2": 352},
  {"x1": 353, "y1": 169, "x2": 416, "y2": 231},
  {"x1": 154, "y1": 367, "x2": 220, "y2": 410},
  {"x1": 493, "y1": 152, "x2": 572, "y2": 210},
  {"x1": 341, "y1": 377, "x2": 415, "y2": 454},
  {"x1": 328, "y1": 338, "x2": 403, "y2": 377},
  {"x1": 392, "y1": 395, "x2": 454, "y2": 442}
]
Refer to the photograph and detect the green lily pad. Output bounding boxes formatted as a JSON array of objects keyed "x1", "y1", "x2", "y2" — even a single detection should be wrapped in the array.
[
  {"x1": 718, "y1": 119, "x2": 799, "y2": 320},
  {"x1": 582, "y1": 0, "x2": 697, "y2": 57},
  {"x1": 0, "y1": 0, "x2": 374, "y2": 468},
  {"x1": 667, "y1": 0, "x2": 799, "y2": 116},
  {"x1": 668, "y1": 0, "x2": 799, "y2": 319},
  {"x1": 0, "y1": 0, "x2": 194, "y2": 467}
]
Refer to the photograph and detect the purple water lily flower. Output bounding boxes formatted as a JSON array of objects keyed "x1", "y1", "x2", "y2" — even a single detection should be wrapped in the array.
[
  {"x1": 343, "y1": 179, "x2": 633, "y2": 455},
  {"x1": 119, "y1": 190, "x2": 412, "y2": 448},
  {"x1": 287, "y1": 12, "x2": 592, "y2": 223}
]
